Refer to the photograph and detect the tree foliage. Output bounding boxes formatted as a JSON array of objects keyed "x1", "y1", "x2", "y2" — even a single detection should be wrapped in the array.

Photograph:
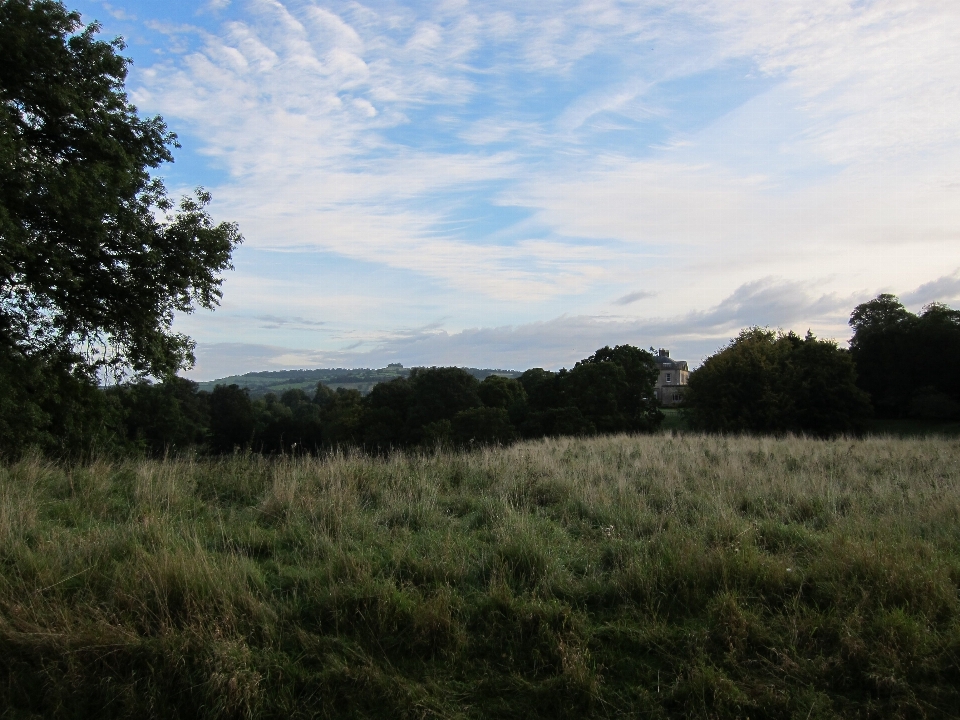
[
  {"x1": 0, "y1": 0, "x2": 241, "y2": 377},
  {"x1": 107, "y1": 377, "x2": 209, "y2": 454},
  {"x1": 0, "y1": 0, "x2": 241, "y2": 455},
  {"x1": 684, "y1": 328, "x2": 871, "y2": 436},
  {"x1": 569, "y1": 345, "x2": 661, "y2": 433},
  {"x1": 849, "y1": 295, "x2": 960, "y2": 419},
  {"x1": 406, "y1": 367, "x2": 482, "y2": 441},
  {"x1": 63, "y1": 345, "x2": 660, "y2": 457},
  {"x1": 515, "y1": 346, "x2": 662, "y2": 437}
]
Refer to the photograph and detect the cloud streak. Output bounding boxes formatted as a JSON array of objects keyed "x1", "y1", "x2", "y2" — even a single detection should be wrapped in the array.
[
  {"x1": 901, "y1": 270, "x2": 960, "y2": 308},
  {"x1": 98, "y1": 0, "x2": 960, "y2": 374},
  {"x1": 613, "y1": 291, "x2": 656, "y2": 306},
  {"x1": 189, "y1": 276, "x2": 866, "y2": 379}
]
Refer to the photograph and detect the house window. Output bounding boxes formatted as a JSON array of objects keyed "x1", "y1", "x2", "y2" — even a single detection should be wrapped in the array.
[{"x1": 665, "y1": 373, "x2": 671, "y2": 383}]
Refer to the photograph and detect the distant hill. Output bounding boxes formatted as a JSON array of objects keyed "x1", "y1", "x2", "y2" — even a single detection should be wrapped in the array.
[{"x1": 196, "y1": 365, "x2": 524, "y2": 398}]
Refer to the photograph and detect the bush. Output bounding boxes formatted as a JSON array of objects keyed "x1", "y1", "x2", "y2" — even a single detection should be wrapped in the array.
[{"x1": 452, "y1": 406, "x2": 516, "y2": 446}]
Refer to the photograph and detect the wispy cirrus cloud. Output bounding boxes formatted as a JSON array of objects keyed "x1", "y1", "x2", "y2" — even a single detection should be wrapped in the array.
[
  {"x1": 254, "y1": 315, "x2": 327, "y2": 331},
  {"x1": 80, "y1": 0, "x2": 960, "y2": 376}
]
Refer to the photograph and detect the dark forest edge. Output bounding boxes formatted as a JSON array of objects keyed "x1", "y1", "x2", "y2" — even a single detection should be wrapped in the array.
[
  {"x1": 3, "y1": 294, "x2": 959, "y2": 458},
  {"x1": 1, "y1": 345, "x2": 662, "y2": 458}
]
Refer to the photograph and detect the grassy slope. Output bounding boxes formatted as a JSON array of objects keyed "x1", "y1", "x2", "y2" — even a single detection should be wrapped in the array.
[
  {"x1": 2, "y1": 436, "x2": 960, "y2": 719},
  {"x1": 194, "y1": 368, "x2": 411, "y2": 398},
  {"x1": 195, "y1": 368, "x2": 524, "y2": 398}
]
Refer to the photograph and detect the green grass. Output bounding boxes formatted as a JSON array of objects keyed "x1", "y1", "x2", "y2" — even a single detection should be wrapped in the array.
[
  {"x1": 863, "y1": 418, "x2": 960, "y2": 437},
  {"x1": 660, "y1": 408, "x2": 960, "y2": 438},
  {"x1": 658, "y1": 408, "x2": 690, "y2": 432},
  {"x1": 2, "y1": 435, "x2": 960, "y2": 718}
]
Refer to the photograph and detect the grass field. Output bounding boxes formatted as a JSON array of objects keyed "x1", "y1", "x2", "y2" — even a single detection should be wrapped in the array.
[
  {"x1": 659, "y1": 408, "x2": 960, "y2": 438},
  {"x1": 2, "y1": 435, "x2": 960, "y2": 718}
]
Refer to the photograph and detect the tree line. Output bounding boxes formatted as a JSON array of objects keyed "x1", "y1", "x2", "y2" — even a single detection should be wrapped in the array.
[
  {"x1": 99, "y1": 345, "x2": 665, "y2": 455},
  {"x1": 2, "y1": 294, "x2": 957, "y2": 457},
  {"x1": 683, "y1": 295, "x2": 960, "y2": 435}
]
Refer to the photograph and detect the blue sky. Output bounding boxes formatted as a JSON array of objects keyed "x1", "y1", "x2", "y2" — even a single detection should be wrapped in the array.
[{"x1": 73, "y1": 0, "x2": 960, "y2": 378}]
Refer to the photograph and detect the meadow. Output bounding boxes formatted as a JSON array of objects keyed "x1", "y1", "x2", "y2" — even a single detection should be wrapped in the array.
[{"x1": 2, "y1": 434, "x2": 959, "y2": 719}]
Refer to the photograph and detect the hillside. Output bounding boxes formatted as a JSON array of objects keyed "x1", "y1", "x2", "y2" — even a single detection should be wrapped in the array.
[{"x1": 196, "y1": 364, "x2": 524, "y2": 398}]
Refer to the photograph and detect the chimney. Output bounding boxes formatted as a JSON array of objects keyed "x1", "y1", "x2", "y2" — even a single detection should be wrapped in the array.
[{"x1": 658, "y1": 348, "x2": 669, "y2": 358}]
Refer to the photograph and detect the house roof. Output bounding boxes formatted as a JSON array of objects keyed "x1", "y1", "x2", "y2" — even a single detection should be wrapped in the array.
[{"x1": 653, "y1": 356, "x2": 688, "y2": 371}]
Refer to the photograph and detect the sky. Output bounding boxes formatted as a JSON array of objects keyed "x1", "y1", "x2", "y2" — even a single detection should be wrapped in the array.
[{"x1": 72, "y1": 0, "x2": 960, "y2": 379}]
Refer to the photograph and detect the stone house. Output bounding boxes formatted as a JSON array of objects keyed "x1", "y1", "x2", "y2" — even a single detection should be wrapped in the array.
[{"x1": 652, "y1": 348, "x2": 688, "y2": 406}]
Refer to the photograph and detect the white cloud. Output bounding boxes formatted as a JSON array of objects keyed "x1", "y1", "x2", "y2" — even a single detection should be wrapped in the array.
[
  {"x1": 694, "y1": 0, "x2": 960, "y2": 162},
  {"x1": 124, "y1": 0, "x2": 960, "y2": 369},
  {"x1": 186, "y1": 264, "x2": 960, "y2": 380},
  {"x1": 187, "y1": 275, "x2": 861, "y2": 378},
  {"x1": 102, "y1": 3, "x2": 135, "y2": 21}
]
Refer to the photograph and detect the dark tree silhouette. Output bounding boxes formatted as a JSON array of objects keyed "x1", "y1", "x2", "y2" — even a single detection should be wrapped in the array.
[{"x1": 685, "y1": 328, "x2": 870, "y2": 436}]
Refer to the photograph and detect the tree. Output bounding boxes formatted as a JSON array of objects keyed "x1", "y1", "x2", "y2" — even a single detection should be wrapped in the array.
[
  {"x1": 684, "y1": 328, "x2": 870, "y2": 436},
  {"x1": 564, "y1": 361, "x2": 620, "y2": 433},
  {"x1": 362, "y1": 377, "x2": 413, "y2": 450},
  {"x1": 0, "y1": 346, "x2": 119, "y2": 454},
  {"x1": 451, "y1": 407, "x2": 515, "y2": 446},
  {"x1": 316, "y1": 387, "x2": 365, "y2": 448},
  {"x1": 208, "y1": 384, "x2": 254, "y2": 453},
  {"x1": 406, "y1": 367, "x2": 481, "y2": 441},
  {"x1": 108, "y1": 377, "x2": 210, "y2": 455},
  {"x1": 849, "y1": 293, "x2": 914, "y2": 336},
  {"x1": 245, "y1": 389, "x2": 325, "y2": 454},
  {"x1": 910, "y1": 303, "x2": 960, "y2": 418},
  {"x1": 848, "y1": 295, "x2": 916, "y2": 416},
  {"x1": 0, "y1": 0, "x2": 241, "y2": 378},
  {"x1": 517, "y1": 368, "x2": 563, "y2": 412},
  {"x1": 684, "y1": 329, "x2": 786, "y2": 433},
  {"x1": 514, "y1": 347, "x2": 661, "y2": 438},
  {"x1": 568, "y1": 345, "x2": 662, "y2": 433},
  {"x1": 849, "y1": 295, "x2": 960, "y2": 419},
  {"x1": 780, "y1": 331, "x2": 873, "y2": 435},
  {"x1": 478, "y1": 374, "x2": 527, "y2": 424}
]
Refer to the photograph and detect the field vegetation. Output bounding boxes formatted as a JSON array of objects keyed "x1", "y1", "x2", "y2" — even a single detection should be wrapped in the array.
[{"x1": 3, "y1": 434, "x2": 960, "y2": 718}]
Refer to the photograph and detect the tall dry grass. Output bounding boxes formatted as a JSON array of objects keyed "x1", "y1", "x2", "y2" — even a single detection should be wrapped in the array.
[{"x1": 1, "y1": 434, "x2": 959, "y2": 718}]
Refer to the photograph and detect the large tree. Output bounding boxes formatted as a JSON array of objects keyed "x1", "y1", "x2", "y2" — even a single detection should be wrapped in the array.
[
  {"x1": 847, "y1": 294, "x2": 917, "y2": 416},
  {"x1": 684, "y1": 328, "x2": 871, "y2": 436},
  {"x1": 849, "y1": 295, "x2": 960, "y2": 419},
  {"x1": 0, "y1": 0, "x2": 241, "y2": 379},
  {"x1": 568, "y1": 344, "x2": 662, "y2": 433}
]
